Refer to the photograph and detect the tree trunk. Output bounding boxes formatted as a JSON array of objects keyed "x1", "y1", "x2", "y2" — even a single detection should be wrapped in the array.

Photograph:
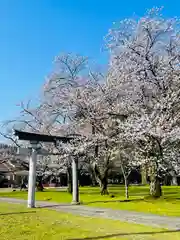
[
  {"x1": 120, "y1": 163, "x2": 130, "y2": 199},
  {"x1": 89, "y1": 166, "x2": 97, "y2": 186},
  {"x1": 100, "y1": 177, "x2": 109, "y2": 195},
  {"x1": 124, "y1": 178, "x2": 129, "y2": 199},
  {"x1": 67, "y1": 167, "x2": 72, "y2": 194},
  {"x1": 164, "y1": 175, "x2": 170, "y2": 186},
  {"x1": 36, "y1": 181, "x2": 44, "y2": 192},
  {"x1": 141, "y1": 164, "x2": 148, "y2": 185},
  {"x1": 67, "y1": 178, "x2": 72, "y2": 194},
  {"x1": 150, "y1": 177, "x2": 162, "y2": 198},
  {"x1": 36, "y1": 176, "x2": 44, "y2": 192},
  {"x1": 171, "y1": 175, "x2": 178, "y2": 186},
  {"x1": 93, "y1": 161, "x2": 109, "y2": 194},
  {"x1": 97, "y1": 178, "x2": 102, "y2": 188},
  {"x1": 91, "y1": 173, "x2": 97, "y2": 186}
]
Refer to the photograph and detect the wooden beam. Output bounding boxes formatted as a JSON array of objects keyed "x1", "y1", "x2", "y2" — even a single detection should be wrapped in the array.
[{"x1": 14, "y1": 129, "x2": 74, "y2": 143}]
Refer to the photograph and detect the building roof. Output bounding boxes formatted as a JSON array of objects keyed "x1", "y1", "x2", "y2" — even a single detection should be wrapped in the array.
[
  {"x1": 0, "y1": 157, "x2": 28, "y2": 175},
  {"x1": 0, "y1": 163, "x2": 9, "y2": 172}
]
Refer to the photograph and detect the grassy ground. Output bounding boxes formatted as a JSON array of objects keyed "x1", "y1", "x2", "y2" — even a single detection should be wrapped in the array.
[
  {"x1": 0, "y1": 185, "x2": 180, "y2": 217},
  {"x1": 0, "y1": 202, "x2": 180, "y2": 240}
]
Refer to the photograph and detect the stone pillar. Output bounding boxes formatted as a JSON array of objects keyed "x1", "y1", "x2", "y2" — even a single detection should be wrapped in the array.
[
  {"x1": 27, "y1": 141, "x2": 38, "y2": 208},
  {"x1": 71, "y1": 158, "x2": 80, "y2": 205}
]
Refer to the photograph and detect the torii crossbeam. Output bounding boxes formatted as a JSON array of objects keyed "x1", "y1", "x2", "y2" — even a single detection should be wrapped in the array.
[
  {"x1": 14, "y1": 130, "x2": 79, "y2": 208},
  {"x1": 14, "y1": 129, "x2": 74, "y2": 143}
]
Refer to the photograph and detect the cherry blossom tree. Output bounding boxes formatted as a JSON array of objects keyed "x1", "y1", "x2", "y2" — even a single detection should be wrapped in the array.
[{"x1": 106, "y1": 7, "x2": 180, "y2": 197}]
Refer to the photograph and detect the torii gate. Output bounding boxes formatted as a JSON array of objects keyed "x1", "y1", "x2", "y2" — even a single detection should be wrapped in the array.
[{"x1": 14, "y1": 129, "x2": 79, "y2": 208}]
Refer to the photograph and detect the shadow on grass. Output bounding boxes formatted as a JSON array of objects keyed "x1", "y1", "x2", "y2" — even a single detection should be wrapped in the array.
[
  {"x1": 37, "y1": 204, "x2": 71, "y2": 209},
  {"x1": 0, "y1": 211, "x2": 36, "y2": 216},
  {"x1": 162, "y1": 192, "x2": 180, "y2": 195},
  {"x1": 162, "y1": 197, "x2": 180, "y2": 202},
  {"x1": 67, "y1": 229, "x2": 180, "y2": 240},
  {"x1": 80, "y1": 190, "x2": 149, "y2": 195},
  {"x1": 82, "y1": 195, "x2": 180, "y2": 205},
  {"x1": 37, "y1": 198, "x2": 147, "y2": 207},
  {"x1": 83, "y1": 198, "x2": 144, "y2": 205},
  {"x1": 79, "y1": 192, "x2": 105, "y2": 195}
]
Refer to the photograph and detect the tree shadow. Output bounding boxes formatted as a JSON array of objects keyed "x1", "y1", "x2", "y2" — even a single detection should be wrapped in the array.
[
  {"x1": 80, "y1": 192, "x2": 104, "y2": 195},
  {"x1": 163, "y1": 192, "x2": 180, "y2": 195},
  {"x1": 67, "y1": 229, "x2": 180, "y2": 240},
  {"x1": 37, "y1": 204, "x2": 71, "y2": 209},
  {"x1": 0, "y1": 211, "x2": 36, "y2": 216},
  {"x1": 80, "y1": 190, "x2": 149, "y2": 196},
  {"x1": 83, "y1": 198, "x2": 144, "y2": 205},
  {"x1": 162, "y1": 197, "x2": 180, "y2": 202}
]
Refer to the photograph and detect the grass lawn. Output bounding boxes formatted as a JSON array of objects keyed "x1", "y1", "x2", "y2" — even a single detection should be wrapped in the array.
[
  {"x1": 0, "y1": 185, "x2": 180, "y2": 217},
  {"x1": 0, "y1": 202, "x2": 180, "y2": 240}
]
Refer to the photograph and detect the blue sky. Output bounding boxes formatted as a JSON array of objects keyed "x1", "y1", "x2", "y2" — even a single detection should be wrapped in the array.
[{"x1": 0, "y1": 0, "x2": 179, "y2": 125}]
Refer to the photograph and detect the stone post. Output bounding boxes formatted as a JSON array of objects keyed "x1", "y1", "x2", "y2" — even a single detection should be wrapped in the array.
[
  {"x1": 71, "y1": 157, "x2": 80, "y2": 205},
  {"x1": 27, "y1": 141, "x2": 38, "y2": 208}
]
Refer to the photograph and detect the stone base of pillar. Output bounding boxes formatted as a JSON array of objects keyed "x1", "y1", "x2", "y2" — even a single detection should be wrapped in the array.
[
  {"x1": 71, "y1": 201, "x2": 80, "y2": 205},
  {"x1": 27, "y1": 204, "x2": 36, "y2": 208},
  {"x1": 27, "y1": 201, "x2": 36, "y2": 208}
]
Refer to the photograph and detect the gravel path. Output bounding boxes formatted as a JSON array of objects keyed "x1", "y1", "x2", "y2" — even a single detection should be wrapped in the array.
[{"x1": 0, "y1": 197, "x2": 180, "y2": 230}]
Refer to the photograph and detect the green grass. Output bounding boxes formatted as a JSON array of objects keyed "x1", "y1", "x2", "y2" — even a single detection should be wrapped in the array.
[
  {"x1": 0, "y1": 202, "x2": 180, "y2": 240},
  {"x1": 1, "y1": 185, "x2": 180, "y2": 217}
]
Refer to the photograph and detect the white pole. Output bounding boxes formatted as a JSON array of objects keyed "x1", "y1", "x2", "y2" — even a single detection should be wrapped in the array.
[
  {"x1": 27, "y1": 142, "x2": 38, "y2": 208},
  {"x1": 72, "y1": 158, "x2": 80, "y2": 205}
]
